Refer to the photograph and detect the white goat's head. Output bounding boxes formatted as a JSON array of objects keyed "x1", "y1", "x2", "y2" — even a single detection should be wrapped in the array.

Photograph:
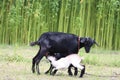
[{"x1": 47, "y1": 56, "x2": 56, "y2": 62}]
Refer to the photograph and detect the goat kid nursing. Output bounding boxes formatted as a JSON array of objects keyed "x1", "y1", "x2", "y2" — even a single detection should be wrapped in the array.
[{"x1": 47, "y1": 54, "x2": 85, "y2": 77}]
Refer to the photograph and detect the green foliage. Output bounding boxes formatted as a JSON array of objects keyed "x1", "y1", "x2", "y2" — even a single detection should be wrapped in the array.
[{"x1": 0, "y1": 0, "x2": 120, "y2": 50}]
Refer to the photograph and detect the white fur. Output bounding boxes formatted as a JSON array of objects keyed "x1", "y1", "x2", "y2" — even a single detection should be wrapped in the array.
[{"x1": 47, "y1": 54, "x2": 84, "y2": 70}]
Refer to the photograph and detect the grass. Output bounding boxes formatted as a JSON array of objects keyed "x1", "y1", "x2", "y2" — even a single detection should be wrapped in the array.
[
  {"x1": 0, "y1": 45, "x2": 120, "y2": 80},
  {"x1": 79, "y1": 48, "x2": 120, "y2": 67}
]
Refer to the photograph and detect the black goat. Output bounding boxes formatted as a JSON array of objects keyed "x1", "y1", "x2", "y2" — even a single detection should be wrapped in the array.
[{"x1": 30, "y1": 32, "x2": 98, "y2": 74}]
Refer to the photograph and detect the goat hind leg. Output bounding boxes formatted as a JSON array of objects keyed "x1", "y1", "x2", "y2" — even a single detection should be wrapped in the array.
[
  {"x1": 72, "y1": 63, "x2": 85, "y2": 77},
  {"x1": 35, "y1": 48, "x2": 47, "y2": 74},
  {"x1": 68, "y1": 64, "x2": 73, "y2": 76},
  {"x1": 32, "y1": 58, "x2": 36, "y2": 73},
  {"x1": 74, "y1": 67, "x2": 78, "y2": 76},
  {"x1": 45, "y1": 64, "x2": 53, "y2": 74},
  {"x1": 36, "y1": 59, "x2": 41, "y2": 74},
  {"x1": 51, "y1": 69, "x2": 58, "y2": 76},
  {"x1": 32, "y1": 49, "x2": 41, "y2": 73},
  {"x1": 35, "y1": 54, "x2": 45, "y2": 74},
  {"x1": 80, "y1": 65, "x2": 85, "y2": 77}
]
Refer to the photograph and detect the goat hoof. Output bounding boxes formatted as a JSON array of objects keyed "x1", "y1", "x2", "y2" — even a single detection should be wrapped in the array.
[
  {"x1": 80, "y1": 74, "x2": 84, "y2": 77},
  {"x1": 50, "y1": 73, "x2": 55, "y2": 76},
  {"x1": 74, "y1": 73, "x2": 77, "y2": 76},
  {"x1": 74, "y1": 70, "x2": 78, "y2": 76},
  {"x1": 45, "y1": 71, "x2": 49, "y2": 74},
  {"x1": 37, "y1": 73, "x2": 40, "y2": 75},
  {"x1": 37, "y1": 72, "x2": 40, "y2": 75},
  {"x1": 32, "y1": 69, "x2": 35, "y2": 73},
  {"x1": 79, "y1": 76, "x2": 83, "y2": 78},
  {"x1": 32, "y1": 71, "x2": 35, "y2": 73},
  {"x1": 69, "y1": 73, "x2": 73, "y2": 76}
]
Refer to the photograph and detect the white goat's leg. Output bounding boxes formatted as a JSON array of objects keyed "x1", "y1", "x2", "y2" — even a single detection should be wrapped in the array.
[
  {"x1": 79, "y1": 65, "x2": 85, "y2": 77},
  {"x1": 72, "y1": 64, "x2": 85, "y2": 77},
  {"x1": 51, "y1": 68, "x2": 58, "y2": 75},
  {"x1": 73, "y1": 63, "x2": 84, "y2": 70}
]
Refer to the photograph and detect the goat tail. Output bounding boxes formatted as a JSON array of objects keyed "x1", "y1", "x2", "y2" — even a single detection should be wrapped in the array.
[{"x1": 30, "y1": 41, "x2": 38, "y2": 46}]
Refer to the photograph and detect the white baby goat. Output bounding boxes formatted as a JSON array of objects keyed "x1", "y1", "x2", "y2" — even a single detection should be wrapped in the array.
[{"x1": 47, "y1": 54, "x2": 85, "y2": 77}]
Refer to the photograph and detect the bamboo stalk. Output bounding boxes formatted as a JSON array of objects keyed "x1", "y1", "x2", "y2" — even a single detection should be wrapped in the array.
[{"x1": 0, "y1": 0, "x2": 120, "y2": 50}]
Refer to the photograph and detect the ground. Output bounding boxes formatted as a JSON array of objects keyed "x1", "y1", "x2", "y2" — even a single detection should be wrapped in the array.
[{"x1": 0, "y1": 45, "x2": 120, "y2": 80}]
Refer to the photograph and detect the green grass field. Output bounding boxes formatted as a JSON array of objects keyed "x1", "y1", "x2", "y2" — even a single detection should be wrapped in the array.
[{"x1": 0, "y1": 45, "x2": 120, "y2": 80}]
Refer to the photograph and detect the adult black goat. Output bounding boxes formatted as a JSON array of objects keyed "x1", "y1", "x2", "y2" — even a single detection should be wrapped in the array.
[{"x1": 30, "y1": 32, "x2": 98, "y2": 74}]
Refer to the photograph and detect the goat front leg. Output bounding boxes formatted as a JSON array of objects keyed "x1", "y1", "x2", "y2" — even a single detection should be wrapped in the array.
[
  {"x1": 68, "y1": 64, "x2": 73, "y2": 76},
  {"x1": 74, "y1": 67, "x2": 78, "y2": 76},
  {"x1": 45, "y1": 64, "x2": 53, "y2": 74},
  {"x1": 32, "y1": 49, "x2": 41, "y2": 73},
  {"x1": 79, "y1": 65, "x2": 85, "y2": 77},
  {"x1": 51, "y1": 69, "x2": 58, "y2": 75},
  {"x1": 33, "y1": 47, "x2": 47, "y2": 74}
]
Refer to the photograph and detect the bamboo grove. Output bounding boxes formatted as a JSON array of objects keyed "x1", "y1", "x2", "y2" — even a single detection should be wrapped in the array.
[{"x1": 0, "y1": 0, "x2": 120, "y2": 50}]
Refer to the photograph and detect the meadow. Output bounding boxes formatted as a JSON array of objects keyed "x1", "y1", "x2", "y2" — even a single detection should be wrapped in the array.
[{"x1": 0, "y1": 45, "x2": 120, "y2": 80}]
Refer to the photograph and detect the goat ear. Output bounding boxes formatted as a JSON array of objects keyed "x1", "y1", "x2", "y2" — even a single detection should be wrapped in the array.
[
  {"x1": 95, "y1": 42, "x2": 99, "y2": 46},
  {"x1": 80, "y1": 38, "x2": 86, "y2": 43},
  {"x1": 94, "y1": 40, "x2": 99, "y2": 46}
]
